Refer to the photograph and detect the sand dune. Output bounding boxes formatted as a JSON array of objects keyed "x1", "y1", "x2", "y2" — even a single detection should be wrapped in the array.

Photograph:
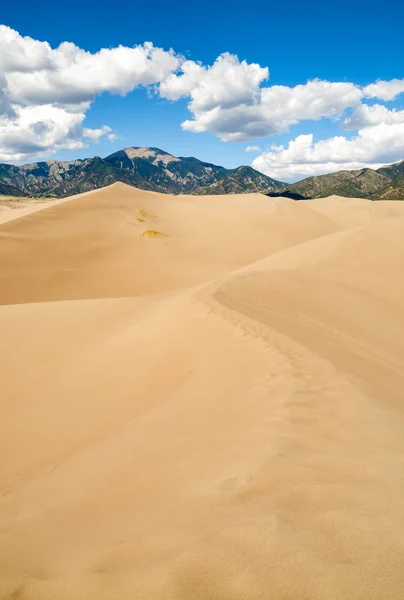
[
  {"x1": 1, "y1": 184, "x2": 404, "y2": 599},
  {"x1": 0, "y1": 183, "x2": 341, "y2": 305}
]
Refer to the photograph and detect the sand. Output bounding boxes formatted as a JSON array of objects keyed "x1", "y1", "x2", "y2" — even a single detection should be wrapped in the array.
[{"x1": 1, "y1": 183, "x2": 404, "y2": 599}]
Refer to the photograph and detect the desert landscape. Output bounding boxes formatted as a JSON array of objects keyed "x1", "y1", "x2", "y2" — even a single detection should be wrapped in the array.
[{"x1": 1, "y1": 183, "x2": 404, "y2": 599}]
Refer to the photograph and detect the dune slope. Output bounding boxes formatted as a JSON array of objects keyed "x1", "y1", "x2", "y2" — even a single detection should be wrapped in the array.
[
  {"x1": 1, "y1": 186, "x2": 404, "y2": 600},
  {"x1": 0, "y1": 183, "x2": 341, "y2": 305}
]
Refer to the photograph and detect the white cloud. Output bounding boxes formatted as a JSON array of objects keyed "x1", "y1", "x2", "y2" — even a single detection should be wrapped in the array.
[
  {"x1": 246, "y1": 145, "x2": 261, "y2": 152},
  {"x1": 82, "y1": 125, "x2": 114, "y2": 142},
  {"x1": 0, "y1": 104, "x2": 113, "y2": 162},
  {"x1": 0, "y1": 26, "x2": 180, "y2": 106},
  {"x1": 364, "y1": 79, "x2": 404, "y2": 101},
  {"x1": 165, "y1": 71, "x2": 363, "y2": 141},
  {"x1": 0, "y1": 25, "x2": 181, "y2": 161},
  {"x1": 252, "y1": 123, "x2": 404, "y2": 182},
  {"x1": 5, "y1": 43, "x2": 179, "y2": 107},
  {"x1": 342, "y1": 104, "x2": 404, "y2": 129},
  {"x1": 0, "y1": 25, "x2": 53, "y2": 72},
  {"x1": 0, "y1": 24, "x2": 403, "y2": 171},
  {"x1": 160, "y1": 53, "x2": 268, "y2": 112},
  {"x1": 159, "y1": 53, "x2": 363, "y2": 141}
]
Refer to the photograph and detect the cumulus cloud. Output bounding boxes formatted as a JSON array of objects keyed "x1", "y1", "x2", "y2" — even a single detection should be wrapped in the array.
[
  {"x1": 0, "y1": 24, "x2": 403, "y2": 170},
  {"x1": 252, "y1": 123, "x2": 404, "y2": 182},
  {"x1": 166, "y1": 74, "x2": 363, "y2": 141},
  {"x1": 160, "y1": 53, "x2": 268, "y2": 112},
  {"x1": 0, "y1": 25, "x2": 180, "y2": 161},
  {"x1": 364, "y1": 79, "x2": 404, "y2": 101},
  {"x1": 0, "y1": 104, "x2": 113, "y2": 162},
  {"x1": 246, "y1": 145, "x2": 261, "y2": 152},
  {"x1": 82, "y1": 125, "x2": 116, "y2": 142},
  {"x1": 342, "y1": 104, "x2": 404, "y2": 130},
  {"x1": 0, "y1": 26, "x2": 180, "y2": 106}
]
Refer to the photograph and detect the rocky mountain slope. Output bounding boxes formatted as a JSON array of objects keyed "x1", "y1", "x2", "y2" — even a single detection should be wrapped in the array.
[
  {"x1": 271, "y1": 160, "x2": 404, "y2": 200},
  {"x1": 0, "y1": 147, "x2": 284, "y2": 198},
  {"x1": 0, "y1": 180, "x2": 22, "y2": 196},
  {"x1": 190, "y1": 166, "x2": 279, "y2": 195}
]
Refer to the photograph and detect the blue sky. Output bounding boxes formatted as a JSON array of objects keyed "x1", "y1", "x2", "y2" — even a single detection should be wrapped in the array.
[{"x1": 0, "y1": 0, "x2": 403, "y2": 181}]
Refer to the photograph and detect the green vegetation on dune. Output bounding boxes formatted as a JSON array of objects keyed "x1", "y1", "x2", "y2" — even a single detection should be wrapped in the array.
[
  {"x1": 141, "y1": 229, "x2": 167, "y2": 238},
  {"x1": 138, "y1": 208, "x2": 156, "y2": 218}
]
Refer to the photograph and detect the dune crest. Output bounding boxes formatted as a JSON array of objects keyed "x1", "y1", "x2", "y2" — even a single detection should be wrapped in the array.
[{"x1": 1, "y1": 184, "x2": 404, "y2": 599}]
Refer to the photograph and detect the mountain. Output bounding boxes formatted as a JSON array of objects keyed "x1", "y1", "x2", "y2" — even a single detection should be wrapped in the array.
[
  {"x1": 190, "y1": 166, "x2": 282, "y2": 195},
  {"x1": 0, "y1": 158, "x2": 120, "y2": 198},
  {"x1": 0, "y1": 147, "x2": 284, "y2": 198},
  {"x1": 104, "y1": 147, "x2": 229, "y2": 193},
  {"x1": 376, "y1": 162, "x2": 404, "y2": 199},
  {"x1": 0, "y1": 180, "x2": 22, "y2": 196},
  {"x1": 2, "y1": 148, "x2": 403, "y2": 201},
  {"x1": 271, "y1": 160, "x2": 404, "y2": 200}
]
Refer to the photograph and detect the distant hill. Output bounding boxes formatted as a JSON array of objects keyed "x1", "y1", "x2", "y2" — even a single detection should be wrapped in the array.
[
  {"x1": 270, "y1": 160, "x2": 404, "y2": 200},
  {"x1": 0, "y1": 147, "x2": 285, "y2": 198},
  {"x1": 191, "y1": 166, "x2": 282, "y2": 195}
]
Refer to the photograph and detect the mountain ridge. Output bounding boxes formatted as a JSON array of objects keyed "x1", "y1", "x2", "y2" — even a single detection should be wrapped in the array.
[
  {"x1": 270, "y1": 160, "x2": 404, "y2": 200},
  {"x1": 0, "y1": 147, "x2": 284, "y2": 198},
  {"x1": 3, "y1": 147, "x2": 403, "y2": 200}
]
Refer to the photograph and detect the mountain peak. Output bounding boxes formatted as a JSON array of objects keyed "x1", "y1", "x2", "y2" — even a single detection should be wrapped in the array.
[{"x1": 122, "y1": 147, "x2": 180, "y2": 165}]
